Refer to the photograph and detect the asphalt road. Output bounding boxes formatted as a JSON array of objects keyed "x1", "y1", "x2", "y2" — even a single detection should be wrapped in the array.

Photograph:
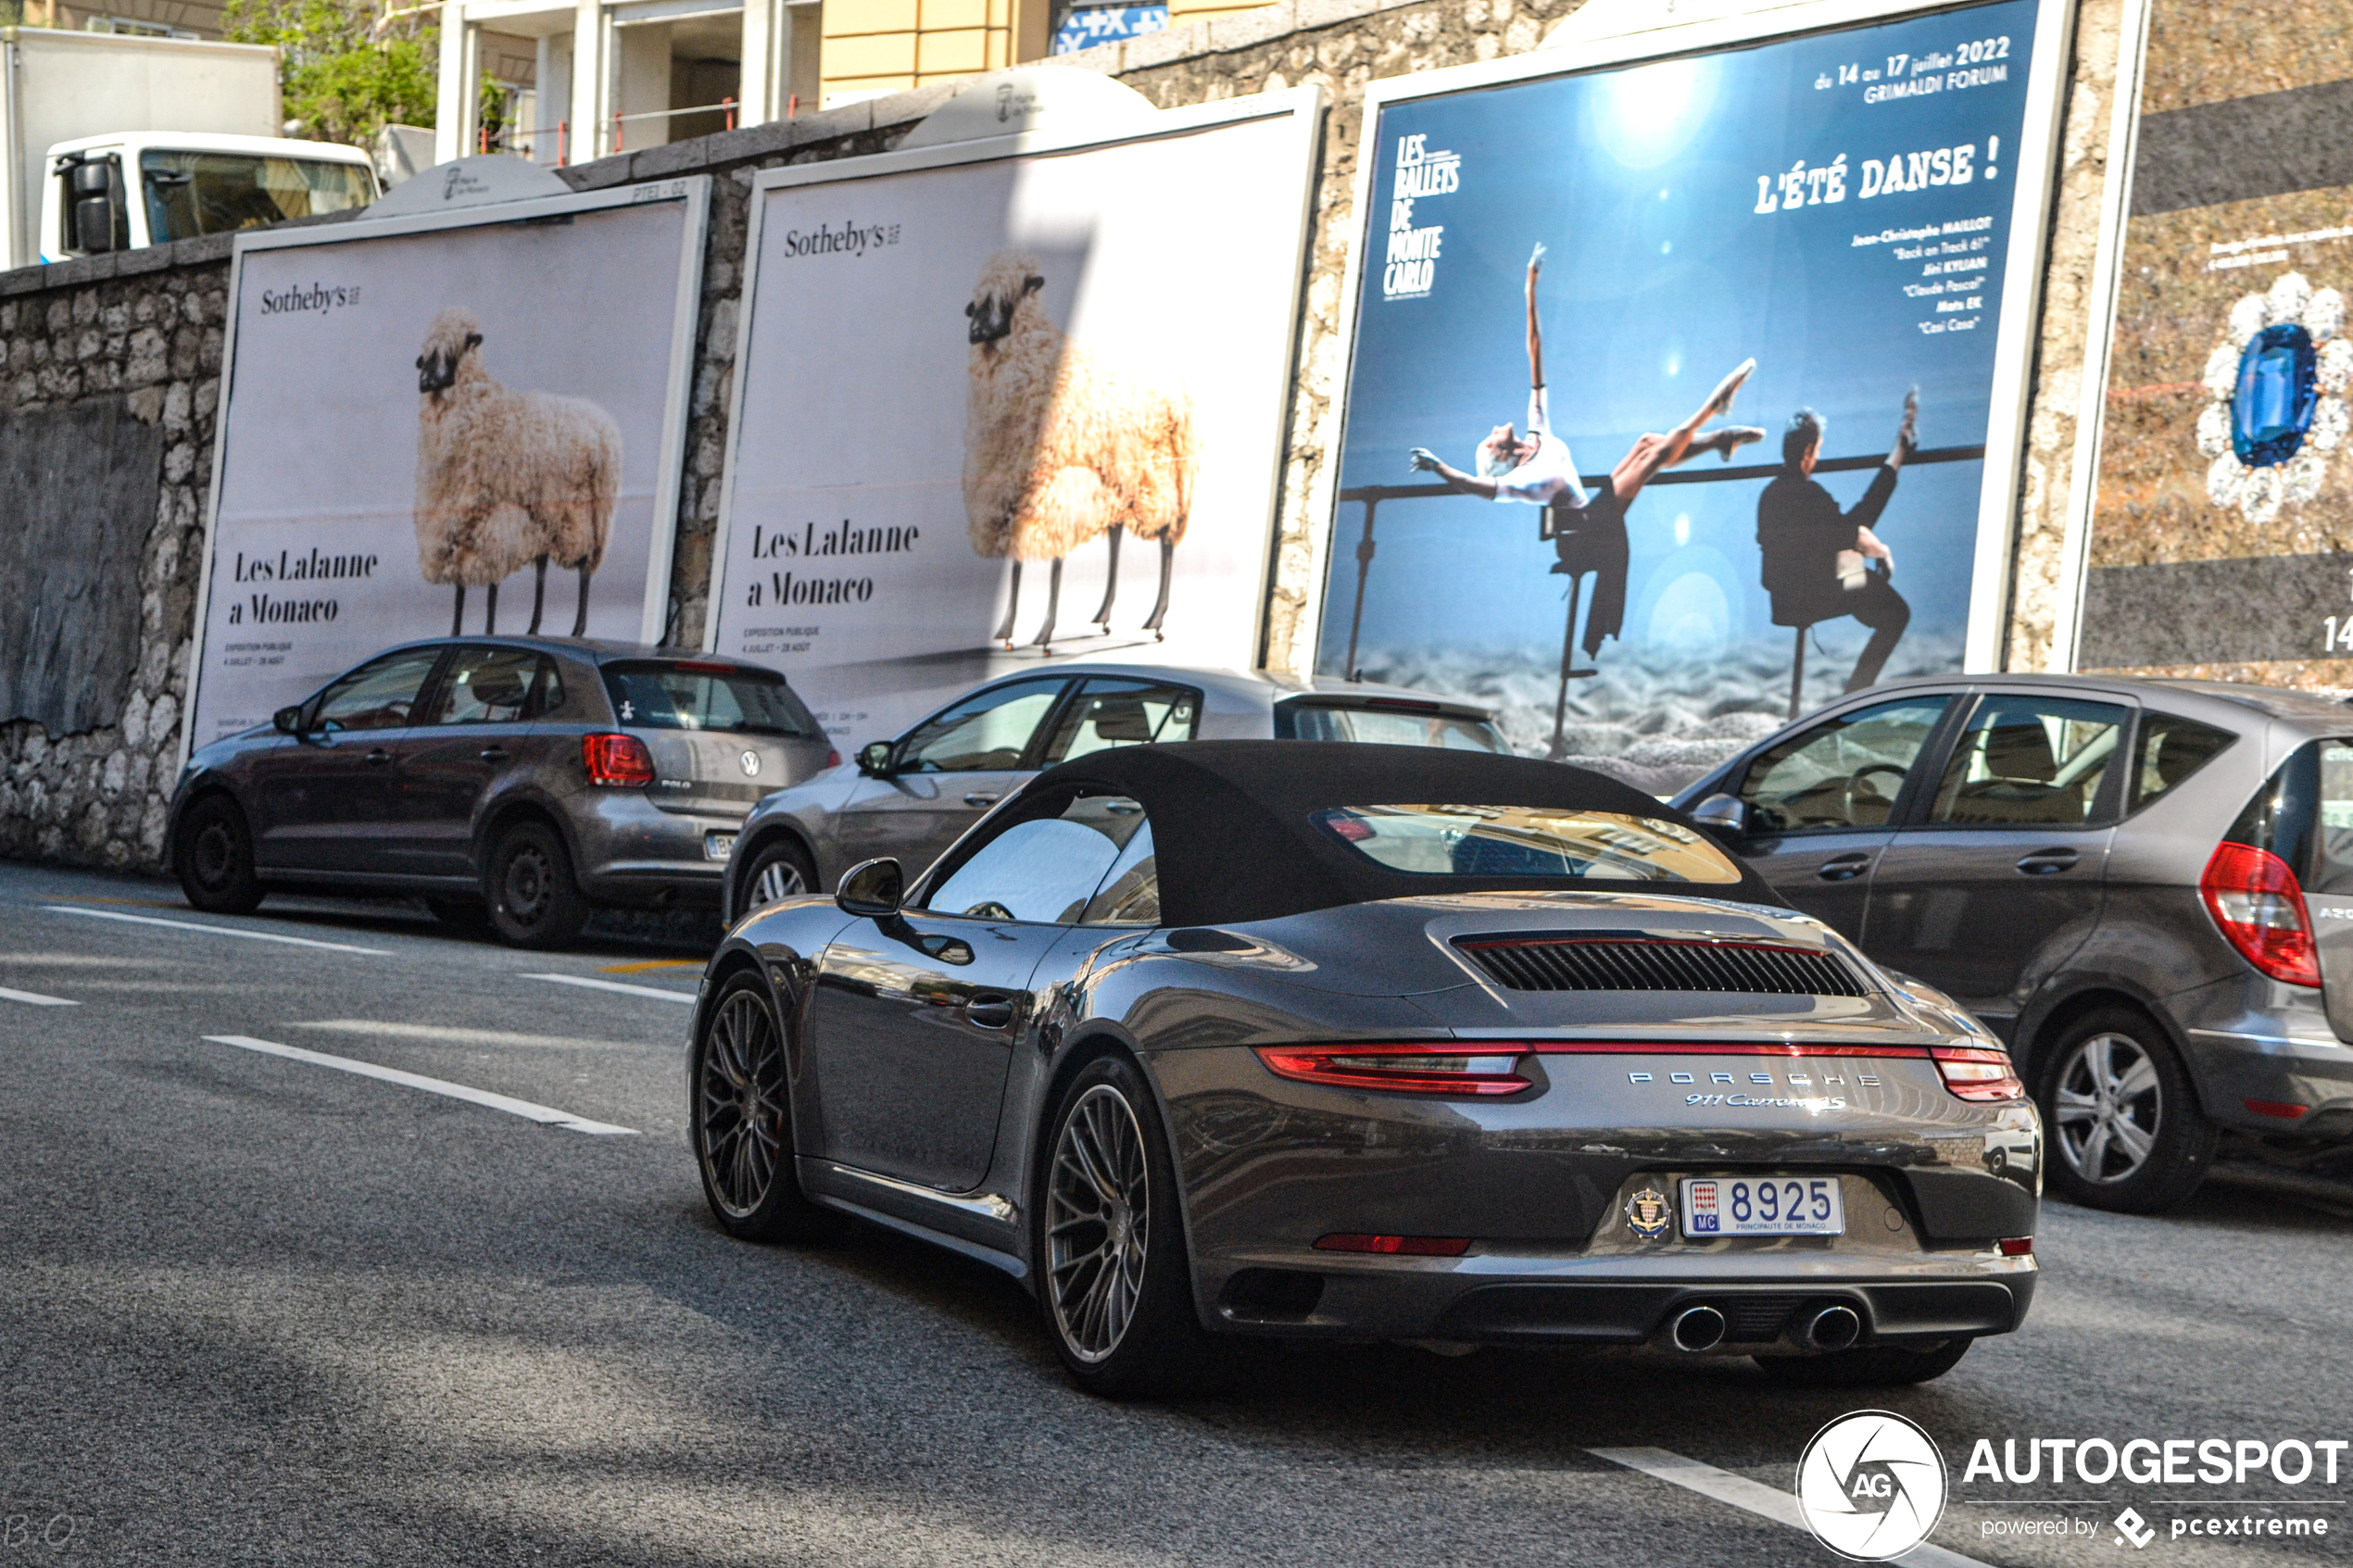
[{"x1": 2, "y1": 858, "x2": 2349, "y2": 1567}]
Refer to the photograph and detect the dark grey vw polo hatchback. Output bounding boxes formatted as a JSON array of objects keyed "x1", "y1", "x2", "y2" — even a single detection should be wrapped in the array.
[
  {"x1": 167, "y1": 637, "x2": 832, "y2": 947},
  {"x1": 1674, "y1": 673, "x2": 2353, "y2": 1213}
]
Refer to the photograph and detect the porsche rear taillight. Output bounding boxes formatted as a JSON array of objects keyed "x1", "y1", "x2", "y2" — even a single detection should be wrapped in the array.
[
  {"x1": 1252, "y1": 1042, "x2": 1531, "y2": 1096},
  {"x1": 2200, "y1": 841, "x2": 2322, "y2": 987},
  {"x1": 1315, "y1": 1233, "x2": 1471, "y2": 1256},
  {"x1": 582, "y1": 733, "x2": 656, "y2": 787},
  {"x1": 1929, "y1": 1046, "x2": 2024, "y2": 1103}
]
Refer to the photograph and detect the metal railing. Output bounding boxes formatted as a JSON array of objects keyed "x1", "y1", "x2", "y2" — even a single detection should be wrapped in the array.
[{"x1": 611, "y1": 98, "x2": 736, "y2": 153}]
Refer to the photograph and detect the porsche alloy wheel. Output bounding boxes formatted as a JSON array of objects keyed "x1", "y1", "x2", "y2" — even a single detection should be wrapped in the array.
[
  {"x1": 701, "y1": 986, "x2": 787, "y2": 1218},
  {"x1": 2038, "y1": 1009, "x2": 2213, "y2": 1213},
  {"x1": 693, "y1": 972, "x2": 835, "y2": 1242},
  {"x1": 1047, "y1": 1084, "x2": 1151, "y2": 1362},
  {"x1": 1036, "y1": 1058, "x2": 1223, "y2": 1397}
]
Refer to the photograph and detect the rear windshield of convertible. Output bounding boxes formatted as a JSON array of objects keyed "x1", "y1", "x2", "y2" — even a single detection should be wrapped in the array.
[{"x1": 1313, "y1": 804, "x2": 1742, "y2": 883}]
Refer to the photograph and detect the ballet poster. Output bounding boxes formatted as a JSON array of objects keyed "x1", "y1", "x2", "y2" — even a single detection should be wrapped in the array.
[{"x1": 1320, "y1": 0, "x2": 2062, "y2": 786}]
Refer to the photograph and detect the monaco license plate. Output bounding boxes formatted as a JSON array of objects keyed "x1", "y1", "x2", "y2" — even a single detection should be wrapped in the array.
[
  {"x1": 1681, "y1": 1176, "x2": 1844, "y2": 1237},
  {"x1": 703, "y1": 832, "x2": 737, "y2": 862}
]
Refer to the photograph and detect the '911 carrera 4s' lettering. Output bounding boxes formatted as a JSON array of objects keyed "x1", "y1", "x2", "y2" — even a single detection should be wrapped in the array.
[{"x1": 1685, "y1": 1093, "x2": 1850, "y2": 1110}]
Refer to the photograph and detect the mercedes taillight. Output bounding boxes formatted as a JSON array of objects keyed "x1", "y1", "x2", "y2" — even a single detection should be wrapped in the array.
[{"x1": 2200, "y1": 840, "x2": 2322, "y2": 987}]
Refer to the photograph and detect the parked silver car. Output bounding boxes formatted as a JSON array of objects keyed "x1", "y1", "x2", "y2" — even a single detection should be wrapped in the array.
[
  {"x1": 1673, "y1": 671, "x2": 2353, "y2": 1212},
  {"x1": 168, "y1": 637, "x2": 833, "y2": 947},
  {"x1": 721, "y1": 664, "x2": 1509, "y2": 920}
]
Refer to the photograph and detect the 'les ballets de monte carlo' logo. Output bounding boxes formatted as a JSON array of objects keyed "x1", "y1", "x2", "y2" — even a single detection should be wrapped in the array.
[{"x1": 1383, "y1": 133, "x2": 1460, "y2": 299}]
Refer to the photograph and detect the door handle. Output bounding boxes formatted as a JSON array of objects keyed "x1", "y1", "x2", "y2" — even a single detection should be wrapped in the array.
[
  {"x1": 966, "y1": 992, "x2": 1016, "y2": 1029},
  {"x1": 1815, "y1": 852, "x2": 1871, "y2": 882},
  {"x1": 963, "y1": 792, "x2": 1000, "y2": 809},
  {"x1": 364, "y1": 749, "x2": 393, "y2": 766},
  {"x1": 478, "y1": 747, "x2": 510, "y2": 764},
  {"x1": 2016, "y1": 847, "x2": 2081, "y2": 875}
]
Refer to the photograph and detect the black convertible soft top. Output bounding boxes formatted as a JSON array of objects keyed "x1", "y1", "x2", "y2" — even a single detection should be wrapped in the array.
[{"x1": 999, "y1": 741, "x2": 1784, "y2": 927}]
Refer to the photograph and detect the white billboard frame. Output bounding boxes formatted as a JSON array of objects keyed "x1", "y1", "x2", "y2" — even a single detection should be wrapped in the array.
[
  {"x1": 702, "y1": 85, "x2": 1327, "y2": 680},
  {"x1": 1304, "y1": 0, "x2": 2078, "y2": 679},
  {"x1": 182, "y1": 173, "x2": 712, "y2": 771}
]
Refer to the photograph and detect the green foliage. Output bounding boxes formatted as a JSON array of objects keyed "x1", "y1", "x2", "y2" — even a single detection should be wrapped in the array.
[{"x1": 224, "y1": 0, "x2": 438, "y2": 146}]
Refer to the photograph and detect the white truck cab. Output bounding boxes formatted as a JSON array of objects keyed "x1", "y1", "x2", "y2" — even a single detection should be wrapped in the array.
[{"x1": 43, "y1": 132, "x2": 378, "y2": 263}]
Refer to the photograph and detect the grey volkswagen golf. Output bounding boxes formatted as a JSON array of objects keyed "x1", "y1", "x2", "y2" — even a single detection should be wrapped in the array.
[
  {"x1": 1673, "y1": 673, "x2": 2353, "y2": 1212},
  {"x1": 721, "y1": 662, "x2": 1510, "y2": 921},
  {"x1": 167, "y1": 637, "x2": 833, "y2": 947}
]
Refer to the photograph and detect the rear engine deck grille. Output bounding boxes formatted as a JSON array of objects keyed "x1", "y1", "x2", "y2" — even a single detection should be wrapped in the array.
[{"x1": 1456, "y1": 936, "x2": 1867, "y2": 997}]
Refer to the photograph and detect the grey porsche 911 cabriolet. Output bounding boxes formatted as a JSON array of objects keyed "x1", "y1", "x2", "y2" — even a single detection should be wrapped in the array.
[{"x1": 688, "y1": 743, "x2": 2040, "y2": 1396}]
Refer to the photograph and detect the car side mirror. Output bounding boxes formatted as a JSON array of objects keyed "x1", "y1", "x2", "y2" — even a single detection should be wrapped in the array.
[
  {"x1": 1689, "y1": 793, "x2": 1746, "y2": 839},
  {"x1": 857, "y1": 740, "x2": 897, "y2": 778},
  {"x1": 273, "y1": 706, "x2": 306, "y2": 734},
  {"x1": 837, "y1": 857, "x2": 904, "y2": 918}
]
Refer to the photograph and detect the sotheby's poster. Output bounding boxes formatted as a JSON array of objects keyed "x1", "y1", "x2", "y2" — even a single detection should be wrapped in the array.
[
  {"x1": 2072, "y1": 0, "x2": 2353, "y2": 684},
  {"x1": 1321, "y1": 0, "x2": 2060, "y2": 783},
  {"x1": 186, "y1": 180, "x2": 707, "y2": 752},
  {"x1": 706, "y1": 91, "x2": 1321, "y2": 748}
]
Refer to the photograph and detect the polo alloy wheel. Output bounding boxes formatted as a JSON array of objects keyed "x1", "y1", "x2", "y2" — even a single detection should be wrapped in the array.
[
  {"x1": 1046, "y1": 1084, "x2": 1151, "y2": 1363},
  {"x1": 174, "y1": 795, "x2": 264, "y2": 915}
]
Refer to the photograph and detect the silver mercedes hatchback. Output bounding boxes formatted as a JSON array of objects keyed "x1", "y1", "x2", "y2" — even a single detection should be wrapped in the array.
[
  {"x1": 1672, "y1": 673, "x2": 2353, "y2": 1213},
  {"x1": 722, "y1": 663, "x2": 1508, "y2": 921}
]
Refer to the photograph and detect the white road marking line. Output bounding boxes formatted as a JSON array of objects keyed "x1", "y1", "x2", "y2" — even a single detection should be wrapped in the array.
[
  {"x1": 201, "y1": 1035, "x2": 639, "y2": 1135},
  {"x1": 0, "y1": 985, "x2": 77, "y2": 1007},
  {"x1": 44, "y1": 906, "x2": 389, "y2": 956},
  {"x1": 1590, "y1": 1447, "x2": 1992, "y2": 1568},
  {"x1": 290, "y1": 1020, "x2": 646, "y2": 1051},
  {"x1": 522, "y1": 972, "x2": 698, "y2": 1005}
]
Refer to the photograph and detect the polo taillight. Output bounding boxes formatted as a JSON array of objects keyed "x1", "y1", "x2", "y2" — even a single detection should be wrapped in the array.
[
  {"x1": 1252, "y1": 1042, "x2": 1531, "y2": 1096},
  {"x1": 2200, "y1": 841, "x2": 2322, "y2": 987},
  {"x1": 1929, "y1": 1046, "x2": 2024, "y2": 1103},
  {"x1": 582, "y1": 732, "x2": 656, "y2": 787}
]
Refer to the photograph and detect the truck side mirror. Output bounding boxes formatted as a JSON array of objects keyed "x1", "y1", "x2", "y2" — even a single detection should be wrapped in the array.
[{"x1": 67, "y1": 157, "x2": 123, "y2": 255}]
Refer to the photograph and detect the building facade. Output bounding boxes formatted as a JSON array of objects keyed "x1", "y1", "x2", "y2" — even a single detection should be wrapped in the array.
[{"x1": 433, "y1": 0, "x2": 1274, "y2": 164}]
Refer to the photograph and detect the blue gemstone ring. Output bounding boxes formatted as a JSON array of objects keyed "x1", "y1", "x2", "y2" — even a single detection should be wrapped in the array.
[
  {"x1": 2231, "y1": 323, "x2": 2318, "y2": 468},
  {"x1": 2199, "y1": 273, "x2": 2353, "y2": 522}
]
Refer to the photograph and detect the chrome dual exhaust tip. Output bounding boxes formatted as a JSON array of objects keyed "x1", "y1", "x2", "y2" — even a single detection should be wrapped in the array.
[
  {"x1": 1805, "y1": 1304, "x2": 1862, "y2": 1352},
  {"x1": 1668, "y1": 1304, "x2": 1726, "y2": 1352}
]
